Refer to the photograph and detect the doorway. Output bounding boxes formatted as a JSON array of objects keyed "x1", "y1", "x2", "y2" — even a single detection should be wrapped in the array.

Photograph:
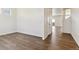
[
  {"x1": 52, "y1": 8, "x2": 63, "y2": 35},
  {"x1": 43, "y1": 8, "x2": 79, "y2": 49}
]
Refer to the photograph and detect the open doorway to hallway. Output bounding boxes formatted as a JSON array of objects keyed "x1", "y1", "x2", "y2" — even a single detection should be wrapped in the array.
[
  {"x1": 52, "y1": 8, "x2": 63, "y2": 37},
  {"x1": 51, "y1": 8, "x2": 72, "y2": 36},
  {"x1": 43, "y1": 8, "x2": 79, "y2": 49}
]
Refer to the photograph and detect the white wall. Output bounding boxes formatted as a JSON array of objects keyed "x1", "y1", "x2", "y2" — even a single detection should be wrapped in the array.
[
  {"x1": 71, "y1": 8, "x2": 79, "y2": 46},
  {"x1": 63, "y1": 17, "x2": 72, "y2": 33},
  {"x1": 0, "y1": 8, "x2": 16, "y2": 35},
  {"x1": 53, "y1": 15, "x2": 63, "y2": 26},
  {"x1": 0, "y1": 8, "x2": 44, "y2": 39},
  {"x1": 63, "y1": 9, "x2": 72, "y2": 33},
  {"x1": 17, "y1": 8, "x2": 44, "y2": 37}
]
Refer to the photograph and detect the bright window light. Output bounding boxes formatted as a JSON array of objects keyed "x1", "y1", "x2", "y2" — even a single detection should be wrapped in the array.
[{"x1": 52, "y1": 19, "x2": 55, "y2": 23}]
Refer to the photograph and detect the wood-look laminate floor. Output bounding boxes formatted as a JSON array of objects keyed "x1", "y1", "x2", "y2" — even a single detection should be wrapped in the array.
[{"x1": 0, "y1": 27, "x2": 79, "y2": 50}]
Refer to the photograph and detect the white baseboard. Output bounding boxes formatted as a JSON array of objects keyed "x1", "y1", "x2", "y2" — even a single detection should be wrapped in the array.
[
  {"x1": 0, "y1": 32, "x2": 16, "y2": 36},
  {"x1": 71, "y1": 33, "x2": 79, "y2": 47},
  {"x1": 42, "y1": 32, "x2": 51, "y2": 40},
  {"x1": 42, "y1": 35, "x2": 48, "y2": 40},
  {"x1": 17, "y1": 31, "x2": 42, "y2": 38}
]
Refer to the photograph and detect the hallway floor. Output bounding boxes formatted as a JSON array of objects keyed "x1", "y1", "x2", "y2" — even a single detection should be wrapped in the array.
[
  {"x1": 0, "y1": 27, "x2": 78, "y2": 50},
  {"x1": 45, "y1": 26, "x2": 79, "y2": 50}
]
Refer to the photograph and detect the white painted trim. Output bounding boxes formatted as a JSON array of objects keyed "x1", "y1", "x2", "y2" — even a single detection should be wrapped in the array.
[
  {"x1": 17, "y1": 31, "x2": 42, "y2": 38},
  {"x1": 71, "y1": 33, "x2": 79, "y2": 47},
  {"x1": 42, "y1": 34, "x2": 48, "y2": 40},
  {"x1": 0, "y1": 32, "x2": 16, "y2": 36}
]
